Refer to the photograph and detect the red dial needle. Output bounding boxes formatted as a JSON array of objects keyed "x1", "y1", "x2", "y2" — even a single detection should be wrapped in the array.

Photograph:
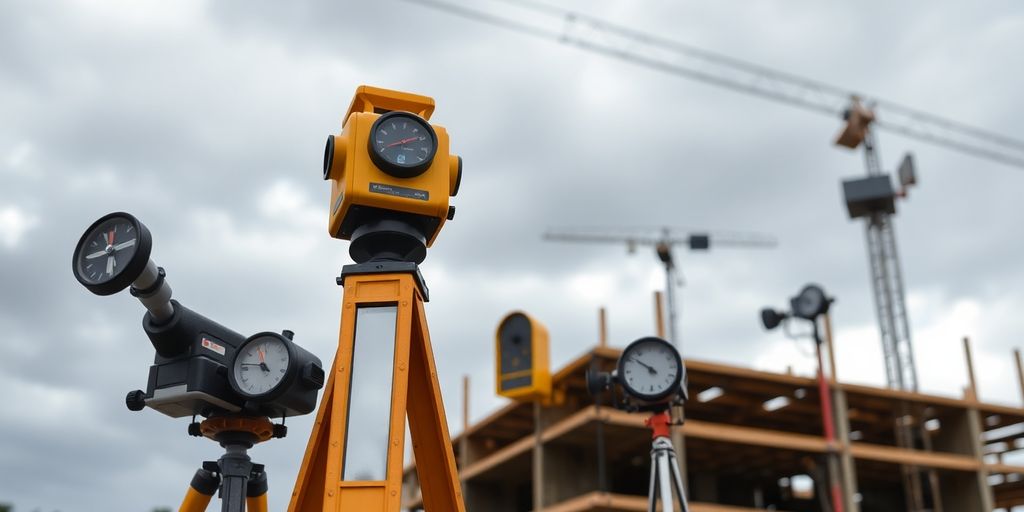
[
  {"x1": 385, "y1": 136, "x2": 419, "y2": 148},
  {"x1": 107, "y1": 229, "x2": 115, "y2": 245}
]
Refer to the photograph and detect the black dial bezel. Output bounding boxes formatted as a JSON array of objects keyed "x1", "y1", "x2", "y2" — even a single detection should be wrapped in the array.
[
  {"x1": 617, "y1": 337, "x2": 684, "y2": 403},
  {"x1": 792, "y1": 285, "x2": 828, "y2": 320},
  {"x1": 229, "y1": 332, "x2": 299, "y2": 401},
  {"x1": 367, "y1": 111, "x2": 438, "y2": 178},
  {"x1": 72, "y1": 211, "x2": 153, "y2": 296},
  {"x1": 323, "y1": 134, "x2": 335, "y2": 180}
]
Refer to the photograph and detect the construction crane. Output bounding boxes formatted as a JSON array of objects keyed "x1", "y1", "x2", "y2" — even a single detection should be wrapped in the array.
[
  {"x1": 543, "y1": 227, "x2": 776, "y2": 350},
  {"x1": 836, "y1": 100, "x2": 936, "y2": 512},
  {"x1": 399, "y1": 0, "x2": 1024, "y2": 171}
]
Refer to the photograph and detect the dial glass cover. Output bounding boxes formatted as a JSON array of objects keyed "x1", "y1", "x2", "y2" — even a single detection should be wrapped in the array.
[
  {"x1": 620, "y1": 338, "x2": 681, "y2": 400},
  {"x1": 793, "y1": 285, "x2": 826, "y2": 319},
  {"x1": 75, "y1": 216, "x2": 141, "y2": 284},
  {"x1": 370, "y1": 112, "x2": 436, "y2": 169},
  {"x1": 234, "y1": 334, "x2": 291, "y2": 397}
]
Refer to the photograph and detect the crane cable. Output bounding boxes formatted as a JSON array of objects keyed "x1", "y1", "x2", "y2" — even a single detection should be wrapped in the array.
[{"x1": 399, "y1": 0, "x2": 1024, "y2": 169}]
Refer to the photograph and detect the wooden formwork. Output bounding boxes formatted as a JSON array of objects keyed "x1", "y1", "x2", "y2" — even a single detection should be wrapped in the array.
[{"x1": 402, "y1": 345, "x2": 1024, "y2": 511}]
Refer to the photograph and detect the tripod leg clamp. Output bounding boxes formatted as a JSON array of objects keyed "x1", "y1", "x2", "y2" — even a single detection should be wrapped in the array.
[
  {"x1": 246, "y1": 471, "x2": 269, "y2": 512},
  {"x1": 190, "y1": 468, "x2": 220, "y2": 496},
  {"x1": 180, "y1": 468, "x2": 219, "y2": 512}
]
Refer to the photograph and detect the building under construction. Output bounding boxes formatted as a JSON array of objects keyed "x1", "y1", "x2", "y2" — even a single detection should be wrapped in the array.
[{"x1": 402, "y1": 336, "x2": 1024, "y2": 511}]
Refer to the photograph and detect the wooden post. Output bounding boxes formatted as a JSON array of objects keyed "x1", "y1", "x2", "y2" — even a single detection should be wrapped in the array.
[
  {"x1": 462, "y1": 375, "x2": 470, "y2": 432},
  {"x1": 598, "y1": 307, "x2": 608, "y2": 348},
  {"x1": 1015, "y1": 349, "x2": 1024, "y2": 407},
  {"x1": 823, "y1": 311, "x2": 839, "y2": 383},
  {"x1": 963, "y1": 337, "x2": 979, "y2": 402},
  {"x1": 654, "y1": 291, "x2": 666, "y2": 338},
  {"x1": 533, "y1": 401, "x2": 544, "y2": 511}
]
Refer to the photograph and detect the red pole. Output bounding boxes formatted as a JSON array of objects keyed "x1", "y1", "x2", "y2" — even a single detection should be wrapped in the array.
[{"x1": 816, "y1": 338, "x2": 845, "y2": 512}]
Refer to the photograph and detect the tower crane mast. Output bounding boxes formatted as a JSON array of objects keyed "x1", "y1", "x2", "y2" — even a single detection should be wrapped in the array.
[{"x1": 837, "y1": 99, "x2": 930, "y2": 511}]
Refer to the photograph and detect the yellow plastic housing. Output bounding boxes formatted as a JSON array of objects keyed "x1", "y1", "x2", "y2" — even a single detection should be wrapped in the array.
[
  {"x1": 495, "y1": 311, "x2": 552, "y2": 402},
  {"x1": 324, "y1": 85, "x2": 460, "y2": 247}
]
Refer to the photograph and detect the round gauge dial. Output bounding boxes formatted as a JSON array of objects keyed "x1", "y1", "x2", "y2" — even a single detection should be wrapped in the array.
[
  {"x1": 617, "y1": 337, "x2": 683, "y2": 403},
  {"x1": 72, "y1": 212, "x2": 152, "y2": 296},
  {"x1": 792, "y1": 284, "x2": 828, "y2": 320},
  {"x1": 232, "y1": 333, "x2": 292, "y2": 399},
  {"x1": 367, "y1": 111, "x2": 437, "y2": 178}
]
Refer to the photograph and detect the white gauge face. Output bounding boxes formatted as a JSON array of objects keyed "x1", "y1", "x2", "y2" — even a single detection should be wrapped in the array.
[
  {"x1": 620, "y1": 339, "x2": 681, "y2": 400},
  {"x1": 233, "y1": 335, "x2": 290, "y2": 397}
]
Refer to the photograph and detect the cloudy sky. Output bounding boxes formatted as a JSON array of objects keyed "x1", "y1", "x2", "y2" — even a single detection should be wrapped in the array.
[{"x1": 2, "y1": 0, "x2": 1023, "y2": 510}]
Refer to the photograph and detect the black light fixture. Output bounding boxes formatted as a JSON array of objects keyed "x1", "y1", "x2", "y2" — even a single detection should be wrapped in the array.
[
  {"x1": 760, "y1": 308, "x2": 788, "y2": 330},
  {"x1": 760, "y1": 283, "x2": 834, "y2": 343}
]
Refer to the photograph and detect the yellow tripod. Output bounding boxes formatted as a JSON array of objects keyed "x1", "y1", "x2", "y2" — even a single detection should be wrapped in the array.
[
  {"x1": 288, "y1": 264, "x2": 464, "y2": 511},
  {"x1": 179, "y1": 416, "x2": 274, "y2": 512}
]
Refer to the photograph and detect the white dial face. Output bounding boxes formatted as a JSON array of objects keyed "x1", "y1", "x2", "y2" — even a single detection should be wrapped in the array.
[
  {"x1": 621, "y1": 339, "x2": 680, "y2": 399},
  {"x1": 234, "y1": 335, "x2": 290, "y2": 397}
]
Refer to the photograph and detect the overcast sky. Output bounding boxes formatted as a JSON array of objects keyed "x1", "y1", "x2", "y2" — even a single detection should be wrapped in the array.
[{"x1": 2, "y1": 1, "x2": 1023, "y2": 510}]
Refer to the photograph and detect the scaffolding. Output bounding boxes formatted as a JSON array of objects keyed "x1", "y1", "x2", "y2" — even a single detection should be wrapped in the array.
[{"x1": 402, "y1": 339, "x2": 1024, "y2": 511}]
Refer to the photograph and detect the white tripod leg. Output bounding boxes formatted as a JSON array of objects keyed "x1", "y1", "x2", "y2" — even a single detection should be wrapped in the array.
[
  {"x1": 668, "y1": 449, "x2": 690, "y2": 512},
  {"x1": 648, "y1": 449, "x2": 659, "y2": 512},
  {"x1": 658, "y1": 449, "x2": 676, "y2": 512}
]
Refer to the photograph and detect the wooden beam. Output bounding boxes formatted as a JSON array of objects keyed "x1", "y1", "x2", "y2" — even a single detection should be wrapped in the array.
[
  {"x1": 543, "y1": 491, "x2": 791, "y2": 512},
  {"x1": 463, "y1": 374, "x2": 470, "y2": 432},
  {"x1": 964, "y1": 336, "x2": 979, "y2": 402},
  {"x1": 1015, "y1": 348, "x2": 1024, "y2": 408},
  {"x1": 850, "y1": 442, "x2": 982, "y2": 472},
  {"x1": 987, "y1": 462, "x2": 1024, "y2": 476},
  {"x1": 654, "y1": 291, "x2": 666, "y2": 338},
  {"x1": 822, "y1": 311, "x2": 839, "y2": 383},
  {"x1": 460, "y1": 432, "x2": 534, "y2": 481}
]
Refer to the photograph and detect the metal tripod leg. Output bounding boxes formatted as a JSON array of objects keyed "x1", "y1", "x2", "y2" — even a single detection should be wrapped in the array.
[
  {"x1": 648, "y1": 436, "x2": 690, "y2": 512},
  {"x1": 666, "y1": 442, "x2": 691, "y2": 512}
]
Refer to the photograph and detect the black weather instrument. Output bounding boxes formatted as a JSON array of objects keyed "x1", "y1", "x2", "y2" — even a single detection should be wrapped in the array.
[
  {"x1": 368, "y1": 111, "x2": 437, "y2": 177},
  {"x1": 618, "y1": 337, "x2": 684, "y2": 403},
  {"x1": 72, "y1": 212, "x2": 152, "y2": 296}
]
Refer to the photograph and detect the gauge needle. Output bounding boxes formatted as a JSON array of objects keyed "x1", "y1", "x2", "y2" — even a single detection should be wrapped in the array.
[
  {"x1": 113, "y1": 239, "x2": 136, "y2": 251},
  {"x1": 106, "y1": 255, "x2": 114, "y2": 275},
  {"x1": 386, "y1": 136, "x2": 419, "y2": 148},
  {"x1": 85, "y1": 250, "x2": 108, "y2": 259},
  {"x1": 107, "y1": 230, "x2": 115, "y2": 245},
  {"x1": 258, "y1": 347, "x2": 270, "y2": 372},
  {"x1": 631, "y1": 357, "x2": 658, "y2": 375}
]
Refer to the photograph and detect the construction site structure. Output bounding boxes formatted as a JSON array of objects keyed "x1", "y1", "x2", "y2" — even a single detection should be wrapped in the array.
[{"x1": 401, "y1": 328, "x2": 1024, "y2": 511}]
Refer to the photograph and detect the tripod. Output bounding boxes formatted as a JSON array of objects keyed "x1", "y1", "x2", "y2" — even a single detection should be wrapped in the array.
[
  {"x1": 288, "y1": 217, "x2": 465, "y2": 512},
  {"x1": 645, "y1": 410, "x2": 690, "y2": 512},
  {"x1": 180, "y1": 416, "x2": 275, "y2": 512}
]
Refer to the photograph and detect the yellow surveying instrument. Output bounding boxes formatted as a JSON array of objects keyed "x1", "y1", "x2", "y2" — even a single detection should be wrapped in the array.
[
  {"x1": 288, "y1": 86, "x2": 465, "y2": 512},
  {"x1": 70, "y1": 212, "x2": 326, "y2": 512},
  {"x1": 495, "y1": 311, "x2": 552, "y2": 402}
]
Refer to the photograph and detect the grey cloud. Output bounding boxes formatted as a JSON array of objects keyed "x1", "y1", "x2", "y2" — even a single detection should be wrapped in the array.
[{"x1": 2, "y1": 1, "x2": 1023, "y2": 511}]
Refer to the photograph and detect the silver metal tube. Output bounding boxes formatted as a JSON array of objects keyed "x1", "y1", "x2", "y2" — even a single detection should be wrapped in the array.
[
  {"x1": 669, "y1": 450, "x2": 690, "y2": 512},
  {"x1": 658, "y1": 450, "x2": 675, "y2": 512},
  {"x1": 132, "y1": 260, "x2": 174, "y2": 323},
  {"x1": 648, "y1": 449, "x2": 658, "y2": 512}
]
